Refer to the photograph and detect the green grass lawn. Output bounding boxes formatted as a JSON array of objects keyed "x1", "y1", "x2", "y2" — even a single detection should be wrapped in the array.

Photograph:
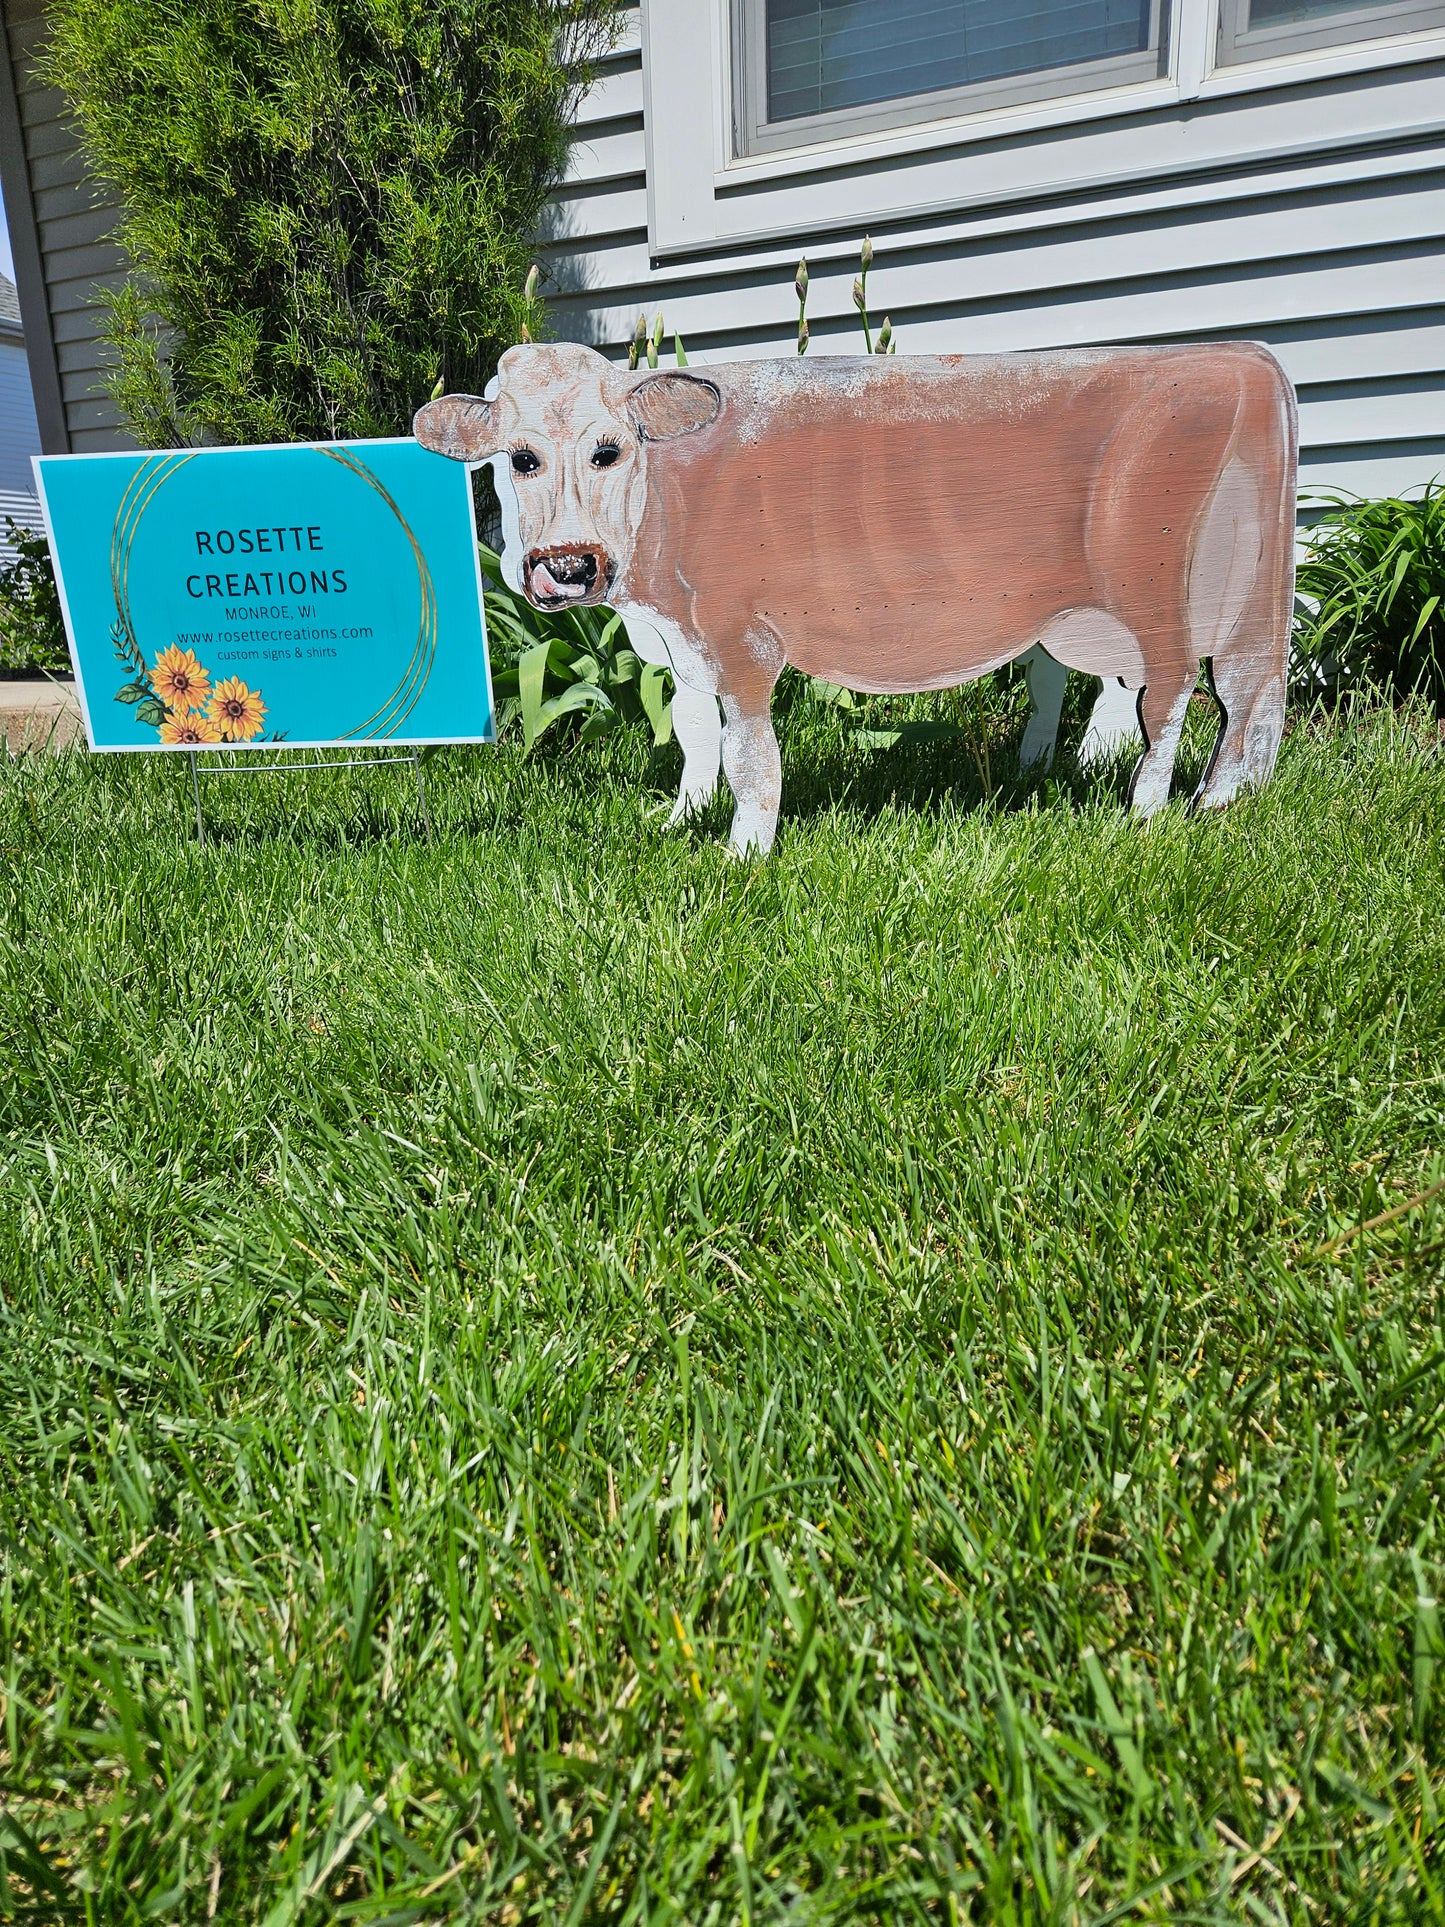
[{"x1": 2, "y1": 683, "x2": 1443, "y2": 1924}]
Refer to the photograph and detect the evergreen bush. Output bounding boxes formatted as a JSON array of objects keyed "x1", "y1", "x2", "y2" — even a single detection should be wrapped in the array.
[{"x1": 44, "y1": 0, "x2": 623, "y2": 446}]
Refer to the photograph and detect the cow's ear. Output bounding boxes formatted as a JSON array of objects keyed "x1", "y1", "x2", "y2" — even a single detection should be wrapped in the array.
[
  {"x1": 627, "y1": 373, "x2": 721, "y2": 442},
  {"x1": 412, "y1": 394, "x2": 500, "y2": 463}
]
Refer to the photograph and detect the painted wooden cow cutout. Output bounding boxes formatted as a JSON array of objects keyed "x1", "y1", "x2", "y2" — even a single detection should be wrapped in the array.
[{"x1": 415, "y1": 341, "x2": 1297, "y2": 856}]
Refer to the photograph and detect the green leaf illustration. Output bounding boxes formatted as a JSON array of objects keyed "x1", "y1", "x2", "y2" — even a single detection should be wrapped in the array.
[
  {"x1": 136, "y1": 698, "x2": 168, "y2": 726},
  {"x1": 115, "y1": 680, "x2": 150, "y2": 705}
]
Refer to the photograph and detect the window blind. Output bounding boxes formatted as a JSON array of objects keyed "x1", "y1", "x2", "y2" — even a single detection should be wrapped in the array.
[{"x1": 766, "y1": 0, "x2": 1153, "y2": 121}]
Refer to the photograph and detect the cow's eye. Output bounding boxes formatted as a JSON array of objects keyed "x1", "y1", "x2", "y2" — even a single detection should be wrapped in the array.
[
  {"x1": 591, "y1": 443, "x2": 621, "y2": 469},
  {"x1": 510, "y1": 447, "x2": 541, "y2": 476}
]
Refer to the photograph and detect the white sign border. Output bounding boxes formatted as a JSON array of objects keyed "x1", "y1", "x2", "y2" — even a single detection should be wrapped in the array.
[{"x1": 32, "y1": 436, "x2": 498, "y2": 754}]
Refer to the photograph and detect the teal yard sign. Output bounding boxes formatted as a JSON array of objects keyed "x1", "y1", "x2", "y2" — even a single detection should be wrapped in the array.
[{"x1": 34, "y1": 440, "x2": 494, "y2": 751}]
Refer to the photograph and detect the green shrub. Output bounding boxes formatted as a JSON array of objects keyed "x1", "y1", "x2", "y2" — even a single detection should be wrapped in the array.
[
  {"x1": 480, "y1": 541, "x2": 673, "y2": 752},
  {"x1": 43, "y1": 0, "x2": 624, "y2": 445},
  {"x1": 0, "y1": 519, "x2": 70, "y2": 676},
  {"x1": 1295, "y1": 484, "x2": 1445, "y2": 711}
]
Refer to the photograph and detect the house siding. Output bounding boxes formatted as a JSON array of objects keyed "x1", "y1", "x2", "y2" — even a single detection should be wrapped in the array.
[
  {"x1": 2, "y1": 0, "x2": 128, "y2": 451},
  {"x1": 0, "y1": 330, "x2": 43, "y2": 553},
  {"x1": 543, "y1": 8, "x2": 1445, "y2": 501},
  {"x1": 2, "y1": 0, "x2": 1439, "y2": 493}
]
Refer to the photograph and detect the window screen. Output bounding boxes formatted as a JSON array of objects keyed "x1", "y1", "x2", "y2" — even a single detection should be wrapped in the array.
[
  {"x1": 766, "y1": 0, "x2": 1154, "y2": 122},
  {"x1": 1216, "y1": 0, "x2": 1445, "y2": 59},
  {"x1": 1249, "y1": 0, "x2": 1408, "y2": 19}
]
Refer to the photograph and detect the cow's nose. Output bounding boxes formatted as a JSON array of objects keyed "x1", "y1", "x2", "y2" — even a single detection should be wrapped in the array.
[
  {"x1": 541, "y1": 548, "x2": 601, "y2": 587},
  {"x1": 525, "y1": 544, "x2": 613, "y2": 605}
]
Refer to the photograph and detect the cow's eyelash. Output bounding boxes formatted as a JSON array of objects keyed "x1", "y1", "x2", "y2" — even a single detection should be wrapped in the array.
[
  {"x1": 591, "y1": 442, "x2": 622, "y2": 468},
  {"x1": 510, "y1": 445, "x2": 542, "y2": 476}
]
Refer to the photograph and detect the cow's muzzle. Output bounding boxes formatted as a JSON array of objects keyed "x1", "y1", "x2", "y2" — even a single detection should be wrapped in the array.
[{"x1": 523, "y1": 544, "x2": 614, "y2": 608}]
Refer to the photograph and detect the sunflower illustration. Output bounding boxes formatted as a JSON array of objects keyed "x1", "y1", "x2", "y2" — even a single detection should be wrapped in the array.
[
  {"x1": 207, "y1": 677, "x2": 268, "y2": 742},
  {"x1": 159, "y1": 711, "x2": 223, "y2": 745},
  {"x1": 151, "y1": 645, "x2": 212, "y2": 712}
]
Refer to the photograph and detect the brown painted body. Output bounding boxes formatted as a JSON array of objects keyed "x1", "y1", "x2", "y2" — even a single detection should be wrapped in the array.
[{"x1": 414, "y1": 340, "x2": 1298, "y2": 854}]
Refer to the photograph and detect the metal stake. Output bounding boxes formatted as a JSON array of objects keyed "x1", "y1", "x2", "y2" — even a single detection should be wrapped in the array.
[
  {"x1": 183, "y1": 746, "x2": 434, "y2": 847},
  {"x1": 411, "y1": 751, "x2": 434, "y2": 844},
  {"x1": 189, "y1": 749, "x2": 206, "y2": 847}
]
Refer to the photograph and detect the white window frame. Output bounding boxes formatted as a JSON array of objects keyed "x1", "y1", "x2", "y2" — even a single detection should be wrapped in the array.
[
  {"x1": 734, "y1": 0, "x2": 1168, "y2": 155},
  {"x1": 639, "y1": 0, "x2": 1445, "y2": 258},
  {"x1": 1216, "y1": 0, "x2": 1445, "y2": 62}
]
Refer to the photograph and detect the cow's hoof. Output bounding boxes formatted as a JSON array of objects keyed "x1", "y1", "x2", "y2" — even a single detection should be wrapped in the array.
[
  {"x1": 666, "y1": 792, "x2": 711, "y2": 829},
  {"x1": 726, "y1": 828, "x2": 775, "y2": 861},
  {"x1": 1017, "y1": 725, "x2": 1055, "y2": 771}
]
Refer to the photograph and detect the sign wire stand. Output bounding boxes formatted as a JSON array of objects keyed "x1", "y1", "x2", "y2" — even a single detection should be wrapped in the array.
[{"x1": 187, "y1": 747, "x2": 433, "y2": 848}]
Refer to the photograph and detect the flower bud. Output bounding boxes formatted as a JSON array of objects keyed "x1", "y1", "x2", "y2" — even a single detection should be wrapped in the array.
[
  {"x1": 860, "y1": 234, "x2": 874, "y2": 273},
  {"x1": 795, "y1": 258, "x2": 809, "y2": 304},
  {"x1": 797, "y1": 316, "x2": 810, "y2": 355},
  {"x1": 852, "y1": 276, "x2": 865, "y2": 312},
  {"x1": 875, "y1": 317, "x2": 892, "y2": 354},
  {"x1": 523, "y1": 263, "x2": 539, "y2": 304}
]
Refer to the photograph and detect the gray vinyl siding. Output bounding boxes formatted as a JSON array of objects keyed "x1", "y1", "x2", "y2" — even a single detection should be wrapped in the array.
[
  {"x1": 543, "y1": 8, "x2": 1445, "y2": 501},
  {"x1": 3, "y1": 0, "x2": 128, "y2": 451},
  {"x1": 2, "y1": 0, "x2": 1439, "y2": 492},
  {"x1": 0, "y1": 329, "x2": 43, "y2": 553},
  {"x1": 0, "y1": 333, "x2": 41, "y2": 486}
]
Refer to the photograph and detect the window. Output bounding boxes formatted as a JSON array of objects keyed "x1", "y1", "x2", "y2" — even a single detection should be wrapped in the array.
[
  {"x1": 1216, "y1": 0, "x2": 1445, "y2": 61},
  {"x1": 735, "y1": 0, "x2": 1167, "y2": 153}
]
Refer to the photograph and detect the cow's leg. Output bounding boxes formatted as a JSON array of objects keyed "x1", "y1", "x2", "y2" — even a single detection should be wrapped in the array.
[
  {"x1": 720, "y1": 690, "x2": 782, "y2": 858},
  {"x1": 1191, "y1": 451, "x2": 1294, "y2": 810},
  {"x1": 1079, "y1": 677, "x2": 1143, "y2": 766},
  {"x1": 1018, "y1": 644, "x2": 1068, "y2": 769},
  {"x1": 667, "y1": 684, "x2": 723, "y2": 826},
  {"x1": 1021, "y1": 646, "x2": 1144, "y2": 772},
  {"x1": 1128, "y1": 671, "x2": 1197, "y2": 817},
  {"x1": 1082, "y1": 380, "x2": 1242, "y2": 814},
  {"x1": 1197, "y1": 648, "x2": 1285, "y2": 808}
]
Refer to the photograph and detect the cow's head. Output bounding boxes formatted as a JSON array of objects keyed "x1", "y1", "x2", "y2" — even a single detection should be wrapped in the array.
[{"x1": 413, "y1": 342, "x2": 720, "y2": 609}]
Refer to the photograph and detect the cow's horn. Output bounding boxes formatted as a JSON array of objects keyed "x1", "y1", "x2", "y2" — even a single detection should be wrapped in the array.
[
  {"x1": 627, "y1": 373, "x2": 721, "y2": 442},
  {"x1": 412, "y1": 393, "x2": 500, "y2": 463}
]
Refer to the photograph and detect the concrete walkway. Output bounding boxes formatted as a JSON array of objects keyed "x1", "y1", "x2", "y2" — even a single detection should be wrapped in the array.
[{"x1": 0, "y1": 678, "x2": 83, "y2": 750}]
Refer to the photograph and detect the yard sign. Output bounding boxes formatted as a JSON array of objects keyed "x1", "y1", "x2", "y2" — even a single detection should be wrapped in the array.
[{"x1": 34, "y1": 439, "x2": 494, "y2": 752}]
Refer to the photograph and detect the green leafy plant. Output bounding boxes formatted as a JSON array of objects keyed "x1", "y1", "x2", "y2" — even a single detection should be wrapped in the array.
[
  {"x1": 1295, "y1": 484, "x2": 1445, "y2": 710},
  {"x1": 44, "y1": 0, "x2": 625, "y2": 445},
  {"x1": 480, "y1": 542, "x2": 671, "y2": 753},
  {"x1": 0, "y1": 519, "x2": 70, "y2": 675}
]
